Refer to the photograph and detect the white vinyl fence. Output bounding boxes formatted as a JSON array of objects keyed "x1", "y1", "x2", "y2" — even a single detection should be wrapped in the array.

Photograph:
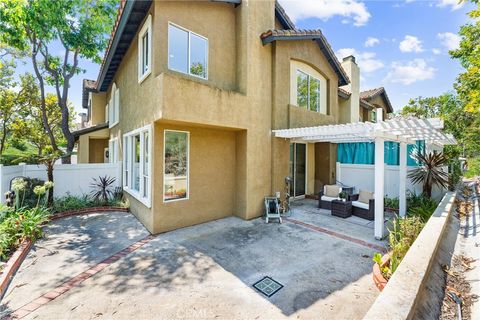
[
  {"x1": 0, "y1": 163, "x2": 122, "y2": 204},
  {"x1": 336, "y1": 163, "x2": 447, "y2": 201}
]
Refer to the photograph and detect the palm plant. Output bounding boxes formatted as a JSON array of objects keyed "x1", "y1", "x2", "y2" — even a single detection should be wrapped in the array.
[
  {"x1": 408, "y1": 151, "x2": 449, "y2": 197},
  {"x1": 90, "y1": 176, "x2": 116, "y2": 205}
]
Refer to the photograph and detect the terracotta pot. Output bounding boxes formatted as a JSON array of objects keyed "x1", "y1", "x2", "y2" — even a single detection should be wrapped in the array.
[{"x1": 373, "y1": 254, "x2": 390, "y2": 291}]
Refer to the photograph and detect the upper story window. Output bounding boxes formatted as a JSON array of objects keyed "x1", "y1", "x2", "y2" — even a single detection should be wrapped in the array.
[
  {"x1": 290, "y1": 60, "x2": 328, "y2": 115},
  {"x1": 296, "y1": 70, "x2": 321, "y2": 112},
  {"x1": 168, "y1": 23, "x2": 208, "y2": 79},
  {"x1": 108, "y1": 83, "x2": 119, "y2": 127},
  {"x1": 138, "y1": 15, "x2": 152, "y2": 83}
]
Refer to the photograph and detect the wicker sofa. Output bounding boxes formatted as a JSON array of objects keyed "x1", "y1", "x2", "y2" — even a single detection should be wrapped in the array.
[
  {"x1": 348, "y1": 193, "x2": 375, "y2": 220},
  {"x1": 318, "y1": 185, "x2": 342, "y2": 210}
]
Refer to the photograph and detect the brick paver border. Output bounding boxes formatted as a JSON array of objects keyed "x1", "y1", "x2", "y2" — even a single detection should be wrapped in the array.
[
  {"x1": 0, "y1": 240, "x2": 33, "y2": 301},
  {"x1": 284, "y1": 217, "x2": 387, "y2": 252},
  {"x1": 6, "y1": 234, "x2": 156, "y2": 319}
]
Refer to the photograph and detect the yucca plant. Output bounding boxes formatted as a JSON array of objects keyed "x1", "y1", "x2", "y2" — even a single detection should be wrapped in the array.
[
  {"x1": 90, "y1": 176, "x2": 116, "y2": 205},
  {"x1": 408, "y1": 151, "x2": 449, "y2": 197}
]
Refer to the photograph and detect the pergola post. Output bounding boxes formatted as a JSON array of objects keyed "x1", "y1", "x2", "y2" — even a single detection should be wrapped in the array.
[
  {"x1": 399, "y1": 142, "x2": 407, "y2": 217},
  {"x1": 374, "y1": 137, "x2": 385, "y2": 239}
]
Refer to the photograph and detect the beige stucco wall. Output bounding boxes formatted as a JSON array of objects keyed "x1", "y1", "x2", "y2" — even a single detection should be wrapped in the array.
[
  {"x1": 368, "y1": 95, "x2": 390, "y2": 119},
  {"x1": 90, "y1": 92, "x2": 107, "y2": 125},
  {"x1": 89, "y1": 139, "x2": 108, "y2": 163},
  {"x1": 152, "y1": 122, "x2": 237, "y2": 233},
  {"x1": 77, "y1": 128, "x2": 109, "y2": 164},
  {"x1": 90, "y1": 0, "x2": 346, "y2": 233},
  {"x1": 270, "y1": 37, "x2": 340, "y2": 198}
]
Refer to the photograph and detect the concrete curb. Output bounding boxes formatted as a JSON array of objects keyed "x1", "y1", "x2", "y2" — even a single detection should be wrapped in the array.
[
  {"x1": 0, "y1": 239, "x2": 33, "y2": 301},
  {"x1": 364, "y1": 192, "x2": 456, "y2": 320},
  {"x1": 51, "y1": 206, "x2": 129, "y2": 220}
]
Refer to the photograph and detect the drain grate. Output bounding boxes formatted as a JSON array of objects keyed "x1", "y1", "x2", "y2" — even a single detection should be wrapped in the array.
[{"x1": 253, "y1": 276, "x2": 283, "y2": 297}]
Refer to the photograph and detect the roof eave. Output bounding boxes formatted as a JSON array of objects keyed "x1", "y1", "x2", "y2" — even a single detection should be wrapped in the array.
[{"x1": 96, "y1": 1, "x2": 135, "y2": 92}]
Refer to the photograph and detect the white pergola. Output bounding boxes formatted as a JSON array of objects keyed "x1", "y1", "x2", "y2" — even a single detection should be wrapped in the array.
[{"x1": 273, "y1": 110, "x2": 456, "y2": 239}]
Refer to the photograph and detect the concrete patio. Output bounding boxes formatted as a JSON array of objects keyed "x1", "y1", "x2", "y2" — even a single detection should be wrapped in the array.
[{"x1": 1, "y1": 203, "x2": 389, "y2": 319}]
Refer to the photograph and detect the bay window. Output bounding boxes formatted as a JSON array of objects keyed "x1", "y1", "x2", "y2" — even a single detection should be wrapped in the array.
[
  {"x1": 164, "y1": 130, "x2": 189, "y2": 202},
  {"x1": 123, "y1": 125, "x2": 152, "y2": 207}
]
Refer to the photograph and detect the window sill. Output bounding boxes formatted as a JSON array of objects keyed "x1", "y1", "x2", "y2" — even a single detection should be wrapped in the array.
[
  {"x1": 163, "y1": 196, "x2": 189, "y2": 204},
  {"x1": 124, "y1": 187, "x2": 151, "y2": 208},
  {"x1": 290, "y1": 104, "x2": 327, "y2": 115},
  {"x1": 138, "y1": 69, "x2": 151, "y2": 84}
]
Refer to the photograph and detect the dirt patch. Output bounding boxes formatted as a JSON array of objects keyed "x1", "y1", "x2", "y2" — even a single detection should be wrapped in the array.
[{"x1": 440, "y1": 254, "x2": 478, "y2": 320}]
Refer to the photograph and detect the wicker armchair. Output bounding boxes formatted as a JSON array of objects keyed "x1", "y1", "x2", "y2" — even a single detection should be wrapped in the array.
[
  {"x1": 318, "y1": 185, "x2": 342, "y2": 210},
  {"x1": 348, "y1": 194, "x2": 375, "y2": 220}
]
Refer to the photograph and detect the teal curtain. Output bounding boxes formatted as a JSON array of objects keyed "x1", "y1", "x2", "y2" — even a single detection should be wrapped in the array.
[
  {"x1": 337, "y1": 140, "x2": 425, "y2": 166},
  {"x1": 407, "y1": 140, "x2": 425, "y2": 166},
  {"x1": 384, "y1": 141, "x2": 399, "y2": 165}
]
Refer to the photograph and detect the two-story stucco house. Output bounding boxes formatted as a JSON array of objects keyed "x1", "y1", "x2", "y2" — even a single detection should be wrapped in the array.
[{"x1": 74, "y1": 0, "x2": 393, "y2": 234}]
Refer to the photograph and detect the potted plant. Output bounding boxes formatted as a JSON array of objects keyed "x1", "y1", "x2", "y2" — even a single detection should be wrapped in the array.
[{"x1": 339, "y1": 191, "x2": 347, "y2": 202}]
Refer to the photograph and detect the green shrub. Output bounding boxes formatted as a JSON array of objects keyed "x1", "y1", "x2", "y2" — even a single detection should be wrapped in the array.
[
  {"x1": 464, "y1": 157, "x2": 480, "y2": 178},
  {"x1": 384, "y1": 196, "x2": 399, "y2": 210},
  {"x1": 0, "y1": 206, "x2": 50, "y2": 261},
  {"x1": 407, "y1": 192, "x2": 438, "y2": 223},
  {"x1": 388, "y1": 216, "x2": 424, "y2": 274},
  {"x1": 53, "y1": 194, "x2": 92, "y2": 212},
  {"x1": 53, "y1": 194, "x2": 129, "y2": 213}
]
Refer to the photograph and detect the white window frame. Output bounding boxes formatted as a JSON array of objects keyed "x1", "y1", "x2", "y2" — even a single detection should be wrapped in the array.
[
  {"x1": 296, "y1": 69, "x2": 321, "y2": 113},
  {"x1": 108, "y1": 138, "x2": 119, "y2": 163},
  {"x1": 123, "y1": 125, "x2": 152, "y2": 207},
  {"x1": 163, "y1": 130, "x2": 190, "y2": 203},
  {"x1": 138, "y1": 15, "x2": 152, "y2": 83},
  {"x1": 108, "y1": 83, "x2": 119, "y2": 128},
  {"x1": 167, "y1": 22, "x2": 209, "y2": 80}
]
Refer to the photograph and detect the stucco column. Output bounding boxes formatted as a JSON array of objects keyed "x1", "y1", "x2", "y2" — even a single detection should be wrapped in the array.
[
  {"x1": 374, "y1": 137, "x2": 385, "y2": 239},
  {"x1": 399, "y1": 142, "x2": 407, "y2": 218}
]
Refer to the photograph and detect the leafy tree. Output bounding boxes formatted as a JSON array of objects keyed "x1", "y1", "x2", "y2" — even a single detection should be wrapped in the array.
[
  {"x1": 0, "y1": 74, "x2": 39, "y2": 156},
  {"x1": 0, "y1": 0, "x2": 118, "y2": 163},
  {"x1": 400, "y1": 93, "x2": 480, "y2": 158},
  {"x1": 451, "y1": 0, "x2": 480, "y2": 112}
]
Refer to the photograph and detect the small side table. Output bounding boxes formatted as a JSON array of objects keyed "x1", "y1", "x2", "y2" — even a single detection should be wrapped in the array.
[{"x1": 331, "y1": 199, "x2": 352, "y2": 218}]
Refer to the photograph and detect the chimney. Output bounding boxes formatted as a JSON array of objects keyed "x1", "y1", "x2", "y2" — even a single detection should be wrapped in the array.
[{"x1": 341, "y1": 56, "x2": 360, "y2": 123}]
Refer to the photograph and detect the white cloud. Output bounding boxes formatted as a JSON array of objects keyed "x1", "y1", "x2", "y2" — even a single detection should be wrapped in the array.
[
  {"x1": 437, "y1": 0, "x2": 464, "y2": 10},
  {"x1": 399, "y1": 35, "x2": 424, "y2": 53},
  {"x1": 336, "y1": 48, "x2": 384, "y2": 73},
  {"x1": 384, "y1": 59, "x2": 436, "y2": 85},
  {"x1": 432, "y1": 48, "x2": 442, "y2": 55},
  {"x1": 437, "y1": 32, "x2": 461, "y2": 51},
  {"x1": 364, "y1": 37, "x2": 380, "y2": 47},
  {"x1": 279, "y1": 0, "x2": 371, "y2": 27}
]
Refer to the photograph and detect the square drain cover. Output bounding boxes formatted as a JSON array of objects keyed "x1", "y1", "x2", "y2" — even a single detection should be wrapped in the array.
[{"x1": 253, "y1": 276, "x2": 283, "y2": 297}]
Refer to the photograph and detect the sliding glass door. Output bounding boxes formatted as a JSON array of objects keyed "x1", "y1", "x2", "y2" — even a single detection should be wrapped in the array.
[{"x1": 289, "y1": 143, "x2": 306, "y2": 198}]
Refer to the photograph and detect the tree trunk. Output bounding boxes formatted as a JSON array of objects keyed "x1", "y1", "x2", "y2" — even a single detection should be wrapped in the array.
[
  {"x1": 59, "y1": 99, "x2": 74, "y2": 164},
  {"x1": 30, "y1": 44, "x2": 58, "y2": 152},
  {"x1": 0, "y1": 124, "x2": 7, "y2": 155},
  {"x1": 46, "y1": 161, "x2": 54, "y2": 206}
]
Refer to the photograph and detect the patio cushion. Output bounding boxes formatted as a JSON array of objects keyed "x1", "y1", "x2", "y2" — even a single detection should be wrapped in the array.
[
  {"x1": 352, "y1": 200, "x2": 369, "y2": 210},
  {"x1": 321, "y1": 195, "x2": 337, "y2": 202},
  {"x1": 324, "y1": 185, "x2": 341, "y2": 197},
  {"x1": 358, "y1": 190, "x2": 374, "y2": 204}
]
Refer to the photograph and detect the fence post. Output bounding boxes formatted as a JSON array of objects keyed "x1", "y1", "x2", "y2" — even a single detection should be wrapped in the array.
[
  {"x1": 336, "y1": 162, "x2": 341, "y2": 184},
  {"x1": 18, "y1": 162, "x2": 27, "y2": 177}
]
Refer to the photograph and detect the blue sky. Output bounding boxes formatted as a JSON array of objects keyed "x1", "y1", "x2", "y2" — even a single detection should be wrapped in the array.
[
  {"x1": 280, "y1": 0, "x2": 474, "y2": 111},
  {"x1": 15, "y1": 0, "x2": 474, "y2": 115}
]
